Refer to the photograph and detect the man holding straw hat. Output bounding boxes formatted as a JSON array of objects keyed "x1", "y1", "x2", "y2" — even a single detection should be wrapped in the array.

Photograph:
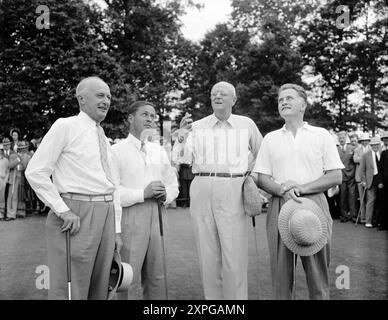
[{"x1": 251, "y1": 83, "x2": 343, "y2": 299}]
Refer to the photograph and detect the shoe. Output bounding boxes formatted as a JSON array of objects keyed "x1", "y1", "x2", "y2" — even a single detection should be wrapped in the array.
[
  {"x1": 5, "y1": 217, "x2": 15, "y2": 221},
  {"x1": 365, "y1": 223, "x2": 373, "y2": 228},
  {"x1": 340, "y1": 217, "x2": 346, "y2": 222}
]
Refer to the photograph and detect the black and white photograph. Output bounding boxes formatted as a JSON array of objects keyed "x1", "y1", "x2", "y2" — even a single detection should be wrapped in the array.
[{"x1": 0, "y1": 0, "x2": 387, "y2": 306}]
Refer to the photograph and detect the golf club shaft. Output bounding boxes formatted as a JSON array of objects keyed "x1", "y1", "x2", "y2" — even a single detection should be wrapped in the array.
[
  {"x1": 158, "y1": 202, "x2": 168, "y2": 299},
  {"x1": 66, "y1": 230, "x2": 71, "y2": 300},
  {"x1": 252, "y1": 216, "x2": 262, "y2": 300},
  {"x1": 355, "y1": 187, "x2": 367, "y2": 225},
  {"x1": 292, "y1": 253, "x2": 296, "y2": 300}
]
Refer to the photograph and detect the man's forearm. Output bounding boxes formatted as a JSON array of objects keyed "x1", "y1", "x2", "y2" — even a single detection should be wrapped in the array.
[
  {"x1": 255, "y1": 173, "x2": 282, "y2": 197},
  {"x1": 301, "y1": 170, "x2": 342, "y2": 195}
]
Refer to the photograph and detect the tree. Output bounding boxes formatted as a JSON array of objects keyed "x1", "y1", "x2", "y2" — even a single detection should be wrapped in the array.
[
  {"x1": 300, "y1": 0, "x2": 387, "y2": 132},
  {"x1": 102, "y1": 0, "x2": 200, "y2": 135},
  {"x1": 0, "y1": 0, "x2": 133, "y2": 139}
]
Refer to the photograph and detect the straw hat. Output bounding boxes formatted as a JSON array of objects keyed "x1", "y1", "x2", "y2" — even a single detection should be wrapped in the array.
[
  {"x1": 107, "y1": 250, "x2": 133, "y2": 300},
  {"x1": 2, "y1": 138, "x2": 11, "y2": 146},
  {"x1": 278, "y1": 198, "x2": 328, "y2": 256},
  {"x1": 358, "y1": 133, "x2": 371, "y2": 142},
  {"x1": 370, "y1": 137, "x2": 381, "y2": 145},
  {"x1": 17, "y1": 141, "x2": 29, "y2": 150}
]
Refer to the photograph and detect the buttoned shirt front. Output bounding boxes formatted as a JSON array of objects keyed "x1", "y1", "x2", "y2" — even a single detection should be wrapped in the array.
[
  {"x1": 25, "y1": 111, "x2": 122, "y2": 232},
  {"x1": 112, "y1": 133, "x2": 179, "y2": 212},
  {"x1": 253, "y1": 123, "x2": 344, "y2": 185},
  {"x1": 184, "y1": 114, "x2": 263, "y2": 174}
]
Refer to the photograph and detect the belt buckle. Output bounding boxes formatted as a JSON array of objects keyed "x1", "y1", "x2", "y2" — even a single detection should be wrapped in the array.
[
  {"x1": 210, "y1": 172, "x2": 216, "y2": 177},
  {"x1": 104, "y1": 195, "x2": 109, "y2": 202}
]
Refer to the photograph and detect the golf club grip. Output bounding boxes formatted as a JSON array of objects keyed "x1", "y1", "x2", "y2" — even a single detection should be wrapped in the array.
[
  {"x1": 66, "y1": 231, "x2": 71, "y2": 282},
  {"x1": 252, "y1": 216, "x2": 256, "y2": 227},
  {"x1": 158, "y1": 202, "x2": 163, "y2": 236}
]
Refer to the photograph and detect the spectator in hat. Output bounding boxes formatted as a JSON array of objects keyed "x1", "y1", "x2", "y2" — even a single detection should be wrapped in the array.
[
  {"x1": 171, "y1": 128, "x2": 194, "y2": 208},
  {"x1": 251, "y1": 83, "x2": 343, "y2": 299},
  {"x1": 337, "y1": 131, "x2": 357, "y2": 222},
  {"x1": 359, "y1": 137, "x2": 383, "y2": 228},
  {"x1": 111, "y1": 100, "x2": 179, "y2": 299},
  {"x1": 0, "y1": 146, "x2": 10, "y2": 220},
  {"x1": 379, "y1": 134, "x2": 388, "y2": 230},
  {"x1": 338, "y1": 131, "x2": 357, "y2": 222},
  {"x1": 6, "y1": 141, "x2": 31, "y2": 219},
  {"x1": 26, "y1": 76, "x2": 122, "y2": 299},
  {"x1": 381, "y1": 131, "x2": 388, "y2": 152},
  {"x1": 353, "y1": 133, "x2": 371, "y2": 223},
  {"x1": 1, "y1": 138, "x2": 14, "y2": 220}
]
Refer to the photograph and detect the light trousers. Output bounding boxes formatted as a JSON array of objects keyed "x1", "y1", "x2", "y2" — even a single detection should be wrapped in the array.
[
  {"x1": 267, "y1": 194, "x2": 332, "y2": 300},
  {"x1": 46, "y1": 198, "x2": 115, "y2": 300},
  {"x1": 117, "y1": 199, "x2": 167, "y2": 300},
  {"x1": 190, "y1": 176, "x2": 248, "y2": 300}
]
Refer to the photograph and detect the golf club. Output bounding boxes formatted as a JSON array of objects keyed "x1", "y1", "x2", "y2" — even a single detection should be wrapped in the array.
[
  {"x1": 355, "y1": 187, "x2": 367, "y2": 226},
  {"x1": 292, "y1": 253, "x2": 297, "y2": 300},
  {"x1": 158, "y1": 201, "x2": 169, "y2": 299},
  {"x1": 251, "y1": 216, "x2": 262, "y2": 300},
  {"x1": 66, "y1": 230, "x2": 72, "y2": 300}
]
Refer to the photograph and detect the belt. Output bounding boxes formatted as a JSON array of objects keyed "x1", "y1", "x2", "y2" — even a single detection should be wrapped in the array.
[
  {"x1": 61, "y1": 193, "x2": 113, "y2": 202},
  {"x1": 194, "y1": 172, "x2": 246, "y2": 178}
]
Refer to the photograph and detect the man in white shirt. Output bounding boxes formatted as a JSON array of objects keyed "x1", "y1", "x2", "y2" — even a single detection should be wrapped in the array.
[
  {"x1": 353, "y1": 133, "x2": 371, "y2": 223},
  {"x1": 26, "y1": 76, "x2": 122, "y2": 300},
  {"x1": 0, "y1": 147, "x2": 9, "y2": 220},
  {"x1": 359, "y1": 137, "x2": 383, "y2": 228},
  {"x1": 180, "y1": 81, "x2": 263, "y2": 300},
  {"x1": 171, "y1": 129, "x2": 194, "y2": 207},
  {"x1": 112, "y1": 101, "x2": 179, "y2": 299},
  {"x1": 251, "y1": 83, "x2": 343, "y2": 299}
]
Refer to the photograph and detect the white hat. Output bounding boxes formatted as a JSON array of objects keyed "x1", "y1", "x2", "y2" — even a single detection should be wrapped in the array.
[
  {"x1": 370, "y1": 137, "x2": 381, "y2": 145},
  {"x1": 278, "y1": 198, "x2": 329, "y2": 256},
  {"x1": 107, "y1": 250, "x2": 133, "y2": 300},
  {"x1": 358, "y1": 133, "x2": 371, "y2": 142}
]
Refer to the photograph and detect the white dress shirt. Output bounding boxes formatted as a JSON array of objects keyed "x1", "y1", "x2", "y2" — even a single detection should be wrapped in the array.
[
  {"x1": 372, "y1": 151, "x2": 380, "y2": 175},
  {"x1": 253, "y1": 122, "x2": 344, "y2": 185},
  {"x1": 25, "y1": 111, "x2": 122, "y2": 232},
  {"x1": 112, "y1": 133, "x2": 179, "y2": 211},
  {"x1": 184, "y1": 114, "x2": 263, "y2": 174}
]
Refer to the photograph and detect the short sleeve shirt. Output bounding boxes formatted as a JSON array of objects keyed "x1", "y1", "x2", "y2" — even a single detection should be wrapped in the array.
[{"x1": 253, "y1": 123, "x2": 344, "y2": 184}]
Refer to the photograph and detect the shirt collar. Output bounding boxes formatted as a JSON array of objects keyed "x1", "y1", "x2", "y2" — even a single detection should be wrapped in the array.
[
  {"x1": 78, "y1": 111, "x2": 98, "y2": 129},
  {"x1": 210, "y1": 113, "x2": 235, "y2": 128},
  {"x1": 281, "y1": 122, "x2": 314, "y2": 133},
  {"x1": 126, "y1": 133, "x2": 143, "y2": 150}
]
